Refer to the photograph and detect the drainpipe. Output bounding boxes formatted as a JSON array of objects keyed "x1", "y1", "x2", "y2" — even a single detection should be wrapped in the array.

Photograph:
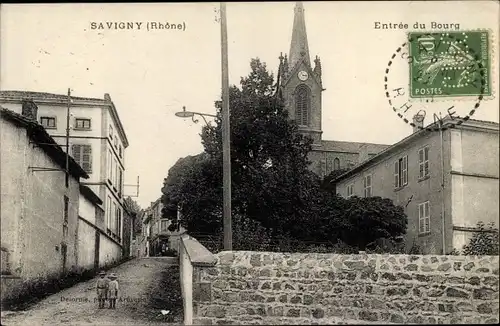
[{"x1": 440, "y1": 127, "x2": 446, "y2": 254}]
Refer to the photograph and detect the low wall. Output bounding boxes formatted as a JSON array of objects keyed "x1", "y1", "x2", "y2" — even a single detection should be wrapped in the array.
[{"x1": 179, "y1": 238, "x2": 499, "y2": 325}]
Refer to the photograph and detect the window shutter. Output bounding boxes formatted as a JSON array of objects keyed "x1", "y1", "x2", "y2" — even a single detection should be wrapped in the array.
[
  {"x1": 402, "y1": 156, "x2": 408, "y2": 185},
  {"x1": 295, "y1": 86, "x2": 310, "y2": 126},
  {"x1": 82, "y1": 145, "x2": 92, "y2": 173},
  {"x1": 394, "y1": 160, "x2": 400, "y2": 188},
  {"x1": 72, "y1": 145, "x2": 81, "y2": 164}
]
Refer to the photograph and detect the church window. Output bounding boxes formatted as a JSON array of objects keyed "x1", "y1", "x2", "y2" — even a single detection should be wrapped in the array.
[
  {"x1": 333, "y1": 158, "x2": 340, "y2": 171},
  {"x1": 295, "y1": 85, "x2": 310, "y2": 126}
]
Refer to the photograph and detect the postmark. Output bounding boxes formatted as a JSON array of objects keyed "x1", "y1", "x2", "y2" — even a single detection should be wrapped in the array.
[{"x1": 384, "y1": 29, "x2": 494, "y2": 132}]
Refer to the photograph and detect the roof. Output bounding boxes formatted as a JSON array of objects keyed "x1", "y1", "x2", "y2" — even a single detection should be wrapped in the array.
[
  {"x1": 79, "y1": 184, "x2": 103, "y2": 205},
  {"x1": 0, "y1": 90, "x2": 129, "y2": 148},
  {"x1": 0, "y1": 90, "x2": 107, "y2": 102},
  {"x1": 332, "y1": 117, "x2": 499, "y2": 183},
  {"x1": 1, "y1": 107, "x2": 89, "y2": 180},
  {"x1": 321, "y1": 139, "x2": 390, "y2": 154}
]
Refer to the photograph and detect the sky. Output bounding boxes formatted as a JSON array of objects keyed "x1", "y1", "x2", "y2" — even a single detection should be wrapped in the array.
[{"x1": 1, "y1": 1, "x2": 499, "y2": 208}]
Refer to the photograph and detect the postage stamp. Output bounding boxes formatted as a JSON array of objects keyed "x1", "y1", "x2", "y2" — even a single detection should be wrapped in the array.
[
  {"x1": 408, "y1": 30, "x2": 491, "y2": 98},
  {"x1": 384, "y1": 29, "x2": 495, "y2": 132}
]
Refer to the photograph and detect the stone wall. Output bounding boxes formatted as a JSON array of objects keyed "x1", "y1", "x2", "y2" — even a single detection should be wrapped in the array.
[{"x1": 191, "y1": 251, "x2": 499, "y2": 325}]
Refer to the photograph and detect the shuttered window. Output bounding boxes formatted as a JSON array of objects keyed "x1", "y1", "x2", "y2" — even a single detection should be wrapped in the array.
[
  {"x1": 72, "y1": 144, "x2": 92, "y2": 173},
  {"x1": 394, "y1": 155, "x2": 408, "y2": 188}
]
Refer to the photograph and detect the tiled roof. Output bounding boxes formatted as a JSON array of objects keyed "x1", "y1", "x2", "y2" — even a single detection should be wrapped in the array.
[
  {"x1": 0, "y1": 107, "x2": 89, "y2": 180},
  {"x1": 321, "y1": 140, "x2": 390, "y2": 154},
  {"x1": 0, "y1": 90, "x2": 106, "y2": 102}
]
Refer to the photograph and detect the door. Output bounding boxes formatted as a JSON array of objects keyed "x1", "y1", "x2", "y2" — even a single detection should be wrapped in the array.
[{"x1": 94, "y1": 230, "x2": 100, "y2": 270}]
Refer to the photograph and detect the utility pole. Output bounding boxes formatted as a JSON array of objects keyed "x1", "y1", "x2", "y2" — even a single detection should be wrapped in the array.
[
  {"x1": 65, "y1": 88, "x2": 71, "y2": 188},
  {"x1": 220, "y1": 2, "x2": 232, "y2": 250}
]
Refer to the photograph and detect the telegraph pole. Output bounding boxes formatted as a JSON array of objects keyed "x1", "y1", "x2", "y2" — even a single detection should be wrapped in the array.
[{"x1": 220, "y1": 2, "x2": 232, "y2": 250}]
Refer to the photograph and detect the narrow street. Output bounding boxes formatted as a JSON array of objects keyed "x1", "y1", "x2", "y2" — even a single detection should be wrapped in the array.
[{"x1": 1, "y1": 257, "x2": 183, "y2": 326}]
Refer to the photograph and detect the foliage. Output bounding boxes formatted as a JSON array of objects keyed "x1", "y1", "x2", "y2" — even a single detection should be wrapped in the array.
[
  {"x1": 320, "y1": 168, "x2": 350, "y2": 192},
  {"x1": 462, "y1": 221, "x2": 499, "y2": 256},
  {"x1": 160, "y1": 57, "x2": 408, "y2": 253},
  {"x1": 161, "y1": 153, "x2": 222, "y2": 234},
  {"x1": 166, "y1": 57, "x2": 315, "y2": 237},
  {"x1": 124, "y1": 197, "x2": 142, "y2": 234}
]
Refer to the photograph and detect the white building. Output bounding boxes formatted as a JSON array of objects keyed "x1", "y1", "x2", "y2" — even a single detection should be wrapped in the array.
[{"x1": 0, "y1": 91, "x2": 129, "y2": 261}]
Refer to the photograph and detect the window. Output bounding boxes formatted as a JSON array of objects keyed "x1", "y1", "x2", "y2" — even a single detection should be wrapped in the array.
[
  {"x1": 419, "y1": 146, "x2": 430, "y2": 179},
  {"x1": 114, "y1": 160, "x2": 118, "y2": 188},
  {"x1": 119, "y1": 145, "x2": 122, "y2": 158},
  {"x1": 333, "y1": 158, "x2": 340, "y2": 171},
  {"x1": 74, "y1": 118, "x2": 91, "y2": 130},
  {"x1": 72, "y1": 144, "x2": 92, "y2": 173},
  {"x1": 108, "y1": 150, "x2": 113, "y2": 183},
  {"x1": 63, "y1": 196, "x2": 69, "y2": 236},
  {"x1": 114, "y1": 137, "x2": 118, "y2": 148},
  {"x1": 394, "y1": 155, "x2": 408, "y2": 188},
  {"x1": 112, "y1": 202, "x2": 117, "y2": 232},
  {"x1": 347, "y1": 184, "x2": 354, "y2": 198},
  {"x1": 109, "y1": 125, "x2": 114, "y2": 139},
  {"x1": 161, "y1": 220, "x2": 168, "y2": 232},
  {"x1": 295, "y1": 85, "x2": 310, "y2": 126},
  {"x1": 418, "y1": 201, "x2": 430, "y2": 234},
  {"x1": 118, "y1": 169, "x2": 123, "y2": 196},
  {"x1": 40, "y1": 116, "x2": 56, "y2": 129},
  {"x1": 363, "y1": 174, "x2": 372, "y2": 197},
  {"x1": 106, "y1": 196, "x2": 112, "y2": 229},
  {"x1": 116, "y1": 207, "x2": 122, "y2": 239}
]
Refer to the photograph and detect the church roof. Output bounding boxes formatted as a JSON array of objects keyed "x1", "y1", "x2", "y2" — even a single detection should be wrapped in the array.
[
  {"x1": 321, "y1": 139, "x2": 390, "y2": 154},
  {"x1": 288, "y1": 2, "x2": 310, "y2": 71}
]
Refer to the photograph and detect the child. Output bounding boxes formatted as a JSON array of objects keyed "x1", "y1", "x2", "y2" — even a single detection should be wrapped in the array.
[
  {"x1": 107, "y1": 273, "x2": 119, "y2": 309},
  {"x1": 96, "y1": 271, "x2": 108, "y2": 309}
]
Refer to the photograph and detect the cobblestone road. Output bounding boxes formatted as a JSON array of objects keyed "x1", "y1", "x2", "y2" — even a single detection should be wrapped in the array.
[{"x1": 1, "y1": 257, "x2": 183, "y2": 326}]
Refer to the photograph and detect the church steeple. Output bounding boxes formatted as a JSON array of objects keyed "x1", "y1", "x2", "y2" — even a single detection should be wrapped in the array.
[{"x1": 288, "y1": 2, "x2": 311, "y2": 71}]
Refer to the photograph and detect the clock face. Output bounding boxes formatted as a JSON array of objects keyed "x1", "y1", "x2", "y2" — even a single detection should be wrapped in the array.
[{"x1": 298, "y1": 70, "x2": 309, "y2": 81}]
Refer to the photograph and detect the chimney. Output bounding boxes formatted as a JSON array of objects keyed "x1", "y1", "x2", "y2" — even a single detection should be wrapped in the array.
[
  {"x1": 413, "y1": 113, "x2": 425, "y2": 133},
  {"x1": 21, "y1": 100, "x2": 38, "y2": 121}
]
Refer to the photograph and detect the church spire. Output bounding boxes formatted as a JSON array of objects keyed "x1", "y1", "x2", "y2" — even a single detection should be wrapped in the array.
[{"x1": 288, "y1": 2, "x2": 310, "y2": 70}]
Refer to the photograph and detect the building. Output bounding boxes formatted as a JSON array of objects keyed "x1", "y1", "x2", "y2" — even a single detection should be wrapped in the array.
[
  {"x1": 141, "y1": 198, "x2": 186, "y2": 257},
  {"x1": 0, "y1": 104, "x2": 87, "y2": 283},
  {"x1": 277, "y1": 2, "x2": 390, "y2": 177},
  {"x1": 333, "y1": 117, "x2": 499, "y2": 254},
  {"x1": 0, "y1": 90, "x2": 130, "y2": 262}
]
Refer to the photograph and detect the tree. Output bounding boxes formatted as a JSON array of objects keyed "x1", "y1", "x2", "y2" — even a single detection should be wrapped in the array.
[
  {"x1": 123, "y1": 197, "x2": 142, "y2": 234},
  {"x1": 161, "y1": 153, "x2": 222, "y2": 234},
  {"x1": 197, "y1": 58, "x2": 316, "y2": 237},
  {"x1": 161, "y1": 57, "x2": 409, "y2": 251},
  {"x1": 462, "y1": 221, "x2": 499, "y2": 256},
  {"x1": 320, "y1": 168, "x2": 350, "y2": 192}
]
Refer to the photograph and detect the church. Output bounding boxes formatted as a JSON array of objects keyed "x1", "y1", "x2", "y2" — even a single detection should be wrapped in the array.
[{"x1": 277, "y1": 2, "x2": 390, "y2": 177}]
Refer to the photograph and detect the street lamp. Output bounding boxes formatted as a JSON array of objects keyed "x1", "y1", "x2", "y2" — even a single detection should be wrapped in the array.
[
  {"x1": 175, "y1": 106, "x2": 216, "y2": 126},
  {"x1": 174, "y1": 104, "x2": 232, "y2": 251}
]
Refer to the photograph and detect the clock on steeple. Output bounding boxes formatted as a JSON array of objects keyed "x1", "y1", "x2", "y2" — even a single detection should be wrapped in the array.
[{"x1": 298, "y1": 70, "x2": 309, "y2": 81}]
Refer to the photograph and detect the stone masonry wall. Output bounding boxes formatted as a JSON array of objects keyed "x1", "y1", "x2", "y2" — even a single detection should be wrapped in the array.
[{"x1": 192, "y1": 251, "x2": 499, "y2": 325}]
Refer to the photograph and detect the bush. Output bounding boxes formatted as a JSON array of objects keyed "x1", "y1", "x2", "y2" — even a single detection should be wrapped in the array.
[{"x1": 462, "y1": 221, "x2": 499, "y2": 256}]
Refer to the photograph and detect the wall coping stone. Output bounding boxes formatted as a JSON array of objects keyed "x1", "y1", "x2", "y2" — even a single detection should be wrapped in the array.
[{"x1": 181, "y1": 235, "x2": 217, "y2": 267}]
